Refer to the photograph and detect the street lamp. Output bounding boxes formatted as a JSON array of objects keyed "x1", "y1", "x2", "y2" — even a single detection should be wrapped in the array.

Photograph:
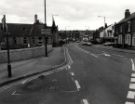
[
  {"x1": 1, "y1": 15, "x2": 12, "y2": 78},
  {"x1": 43, "y1": 0, "x2": 48, "y2": 57},
  {"x1": 98, "y1": 16, "x2": 106, "y2": 27}
]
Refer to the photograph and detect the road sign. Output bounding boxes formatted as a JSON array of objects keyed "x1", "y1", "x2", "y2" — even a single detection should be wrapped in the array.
[{"x1": 41, "y1": 29, "x2": 51, "y2": 35}]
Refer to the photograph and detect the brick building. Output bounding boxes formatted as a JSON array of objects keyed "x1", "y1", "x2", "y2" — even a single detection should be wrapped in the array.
[{"x1": 0, "y1": 15, "x2": 58, "y2": 49}]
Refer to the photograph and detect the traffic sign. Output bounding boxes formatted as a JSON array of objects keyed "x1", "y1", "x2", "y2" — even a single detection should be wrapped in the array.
[{"x1": 41, "y1": 29, "x2": 51, "y2": 35}]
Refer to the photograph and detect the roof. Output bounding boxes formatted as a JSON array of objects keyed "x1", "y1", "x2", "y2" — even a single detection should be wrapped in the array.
[
  {"x1": 0, "y1": 23, "x2": 52, "y2": 37},
  {"x1": 117, "y1": 12, "x2": 135, "y2": 24}
]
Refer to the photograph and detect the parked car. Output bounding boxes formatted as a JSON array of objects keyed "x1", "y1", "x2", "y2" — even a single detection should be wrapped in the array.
[
  {"x1": 81, "y1": 41, "x2": 92, "y2": 46},
  {"x1": 103, "y1": 42, "x2": 113, "y2": 46}
]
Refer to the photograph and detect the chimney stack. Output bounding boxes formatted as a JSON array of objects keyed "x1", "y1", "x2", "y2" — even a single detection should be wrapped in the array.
[
  {"x1": 125, "y1": 9, "x2": 130, "y2": 18},
  {"x1": 34, "y1": 14, "x2": 39, "y2": 23}
]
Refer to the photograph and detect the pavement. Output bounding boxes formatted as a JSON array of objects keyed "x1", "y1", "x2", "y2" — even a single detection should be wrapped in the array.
[
  {"x1": 0, "y1": 46, "x2": 66, "y2": 86},
  {"x1": 0, "y1": 43, "x2": 135, "y2": 104}
]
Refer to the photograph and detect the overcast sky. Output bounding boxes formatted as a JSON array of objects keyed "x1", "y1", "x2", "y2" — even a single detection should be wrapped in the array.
[{"x1": 0, "y1": 0, "x2": 135, "y2": 30}]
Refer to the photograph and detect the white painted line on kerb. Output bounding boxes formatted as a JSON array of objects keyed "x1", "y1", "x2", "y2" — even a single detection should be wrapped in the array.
[
  {"x1": 125, "y1": 101, "x2": 134, "y2": 104},
  {"x1": 131, "y1": 59, "x2": 135, "y2": 71},
  {"x1": 131, "y1": 78, "x2": 135, "y2": 83},
  {"x1": 131, "y1": 73, "x2": 135, "y2": 77},
  {"x1": 81, "y1": 99, "x2": 89, "y2": 104},
  {"x1": 75, "y1": 80, "x2": 81, "y2": 91},
  {"x1": 129, "y1": 83, "x2": 135, "y2": 90}
]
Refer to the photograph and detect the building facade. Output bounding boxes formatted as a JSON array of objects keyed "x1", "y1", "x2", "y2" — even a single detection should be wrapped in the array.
[
  {"x1": 0, "y1": 15, "x2": 58, "y2": 49},
  {"x1": 115, "y1": 9, "x2": 135, "y2": 47}
]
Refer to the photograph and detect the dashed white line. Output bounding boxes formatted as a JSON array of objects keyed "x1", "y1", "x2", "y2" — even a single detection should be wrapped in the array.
[
  {"x1": 125, "y1": 101, "x2": 134, "y2": 104},
  {"x1": 81, "y1": 99, "x2": 89, "y2": 104},
  {"x1": 131, "y1": 59, "x2": 135, "y2": 71},
  {"x1": 129, "y1": 83, "x2": 135, "y2": 90},
  {"x1": 75, "y1": 80, "x2": 81, "y2": 91}
]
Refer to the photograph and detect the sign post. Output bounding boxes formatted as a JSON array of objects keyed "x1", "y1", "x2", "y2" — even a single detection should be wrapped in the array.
[{"x1": 41, "y1": 28, "x2": 51, "y2": 57}]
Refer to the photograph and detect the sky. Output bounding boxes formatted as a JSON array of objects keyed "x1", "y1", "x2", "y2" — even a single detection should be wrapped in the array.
[{"x1": 0, "y1": 0, "x2": 135, "y2": 30}]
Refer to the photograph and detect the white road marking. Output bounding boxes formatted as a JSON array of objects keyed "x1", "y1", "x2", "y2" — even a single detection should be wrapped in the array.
[
  {"x1": 74, "y1": 45, "x2": 98, "y2": 58},
  {"x1": 112, "y1": 54, "x2": 124, "y2": 58},
  {"x1": 131, "y1": 73, "x2": 135, "y2": 77},
  {"x1": 22, "y1": 79, "x2": 28, "y2": 84},
  {"x1": 129, "y1": 83, "x2": 135, "y2": 90},
  {"x1": 75, "y1": 80, "x2": 81, "y2": 91},
  {"x1": 66, "y1": 48, "x2": 74, "y2": 65},
  {"x1": 127, "y1": 91, "x2": 135, "y2": 99},
  {"x1": 131, "y1": 59, "x2": 135, "y2": 71},
  {"x1": 103, "y1": 53, "x2": 111, "y2": 57},
  {"x1": 131, "y1": 78, "x2": 135, "y2": 83},
  {"x1": 90, "y1": 53, "x2": 98, "y2": 58},
  {"x1": 125, "y1": 101, "x2": 134, "y2": 104},
  {"x1": 11, "y1": 91, "x2": 21, "y2": 95},
  {"x1": 68, "y1": 65, "x2": 71, "y2": 69},
  {"x1": 81, "y1": 99, "x2": 89, "y2": 104},
  {"x1": 61, "y1": 90, "x2": 78, "y2": 93},
  {"x1": 70, "y1": 72, "x2": 75, "y2": 76}
]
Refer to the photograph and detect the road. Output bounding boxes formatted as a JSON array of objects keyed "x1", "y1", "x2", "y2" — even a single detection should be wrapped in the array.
[{"x1": 0, "y1": 43, "x2": 135, "y2": 104}]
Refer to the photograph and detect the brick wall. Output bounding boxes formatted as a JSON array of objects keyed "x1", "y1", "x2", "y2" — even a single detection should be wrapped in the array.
[{"x1": 0, "y1": 46, "x2": 52, "y2": 63}]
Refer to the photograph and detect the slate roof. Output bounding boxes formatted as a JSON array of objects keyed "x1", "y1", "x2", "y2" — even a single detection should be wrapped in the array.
[
  {"x1": 117, "y1": 12, "x2": 135, "y2": 24},
  {"x1": 0, "y1": 23, "x2": 52, "y2": 38}
]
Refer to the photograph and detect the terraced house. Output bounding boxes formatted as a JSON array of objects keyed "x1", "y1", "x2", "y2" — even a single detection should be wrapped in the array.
[{"x1": 115, "y1": 9, "x2": 135, "y2": 47}]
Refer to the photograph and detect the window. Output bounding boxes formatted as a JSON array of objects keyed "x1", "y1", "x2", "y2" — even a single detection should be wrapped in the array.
[
  {"x1": 13, "y1": 37, "x2": 17, "y2": 44},
  {"x1": 128, "y1": 21, "x2": 131, "y2": 32},
  {"x1": 32, "y1": 37, "x2": 35, "y2": 44},
  {"x1": 120, "y1": 26, "x2": 122, "y2": 33},
  {"x1": 38, "y1": 37, "x2": 42, "y2": 40},
  {"x1": 23, "y1": 37, "x2": 27, "y2": 44}
]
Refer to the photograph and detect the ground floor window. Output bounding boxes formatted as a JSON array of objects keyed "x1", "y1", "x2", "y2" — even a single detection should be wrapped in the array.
[
  {"x1": 125, "y1": 34, "x2": 131, "y2": 46},
  {"x1": 23, "y1": 37, "x2": 27, "y2": 44},
  {"x1": 118, "y1": 35, "x2": 122, "y2": 44},
  {"x1": 132, "y1": 37, "x2": 135, "y2": 46}
]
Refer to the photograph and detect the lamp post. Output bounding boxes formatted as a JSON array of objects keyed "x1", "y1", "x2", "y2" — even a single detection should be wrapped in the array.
[
  {"x1": 44, "y1": 0, "x2": 48, "y2": 57},
  {"x1": 2, "y1": 15, "x2": 12, "y2": 78},
  {"x1": 98, "y1": 16, "x2": 106, "y2": 27}
]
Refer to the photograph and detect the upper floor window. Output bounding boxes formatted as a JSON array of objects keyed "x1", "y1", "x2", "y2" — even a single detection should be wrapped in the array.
[
  {"x1": 120, "y1": 26, "x2": 122, "y2": 33},
  {"x1": 128, "y1": 21, "x2": 131, "y2": 32}
]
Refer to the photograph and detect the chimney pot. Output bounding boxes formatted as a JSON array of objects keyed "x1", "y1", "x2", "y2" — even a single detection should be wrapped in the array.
[{"x1": 125, "y1": 9, "x2": 130, "y2": 18}]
